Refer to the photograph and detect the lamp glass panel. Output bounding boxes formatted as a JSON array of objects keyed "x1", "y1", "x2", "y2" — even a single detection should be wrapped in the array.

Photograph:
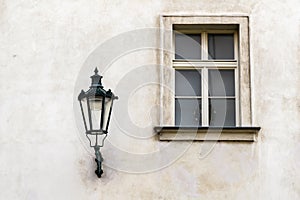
[
  {"x1": 89, "y1": 97, "x2": 103, "y2": 130},
  {"x1": 80, "y1": 98, "x2": 89, "y2": 131},
  {"x1": 103, "y1": 97, "x2": 113, "y2": 131}
]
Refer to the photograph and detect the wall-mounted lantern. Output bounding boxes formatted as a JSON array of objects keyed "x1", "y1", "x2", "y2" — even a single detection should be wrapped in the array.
[{"x1": 78, "y1": 68, "x2": 118, "y2": 178}]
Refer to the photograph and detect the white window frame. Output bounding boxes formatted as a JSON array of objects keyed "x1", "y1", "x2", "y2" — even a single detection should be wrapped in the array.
[
  {"x1": 173, "y1": 29, "x2": 239, "y2": 126},
  {"x1": 159, "y1": 15, "x2": 252, "y2": 127}
]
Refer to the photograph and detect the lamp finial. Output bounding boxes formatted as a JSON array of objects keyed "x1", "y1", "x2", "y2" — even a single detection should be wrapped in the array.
[
  {"x1": 90, "y1": 67, "x2": 103, "y2": 88},
  {"x1": 94, "y1": 67, "x2": 99, "y2": 74}
]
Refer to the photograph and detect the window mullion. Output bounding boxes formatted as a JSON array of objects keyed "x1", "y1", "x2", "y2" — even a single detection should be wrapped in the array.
[
  {"x1": 235, "y1": 68, "x2": 240, "y2": 126},
  {"x1": 234, "y1": 31, "x2": 240, "y2": 126},
  {"x1": 202, "y1": 32, "x2": 209, "y2": 126},
  {"x1": 202, "y1": 68, "x2": 209, "y2": 126},
  {"x1": 202, "y1": 32, "x2": 208, "y2": 60}
]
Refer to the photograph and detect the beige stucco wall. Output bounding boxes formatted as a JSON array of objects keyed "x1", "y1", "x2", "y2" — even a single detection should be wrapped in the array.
[{"x1": 0, "y1": 0, "x2": 299, "y2": 199}]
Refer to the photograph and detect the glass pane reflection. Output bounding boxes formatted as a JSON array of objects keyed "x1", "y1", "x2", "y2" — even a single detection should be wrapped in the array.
[{"x1": 175, "y1": 98, "x2": 201, "y2": 126}]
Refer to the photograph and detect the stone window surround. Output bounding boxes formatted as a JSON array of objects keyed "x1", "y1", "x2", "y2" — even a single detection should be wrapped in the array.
[{"x1": 156, "y1": 15, "x2": 260, "y2": 141}]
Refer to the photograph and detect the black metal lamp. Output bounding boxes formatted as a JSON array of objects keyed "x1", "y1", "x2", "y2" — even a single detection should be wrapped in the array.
[{"x1": 78, "y1": 68, "x2": 118, "y2": 178}]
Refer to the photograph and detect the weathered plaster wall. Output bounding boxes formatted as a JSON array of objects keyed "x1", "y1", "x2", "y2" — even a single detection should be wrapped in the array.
[{"x1": 0, "y1": 0, "x2": 299, "y2": 199}]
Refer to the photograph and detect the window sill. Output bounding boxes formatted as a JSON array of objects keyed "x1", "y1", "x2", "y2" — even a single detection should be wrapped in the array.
[{"x1": 154, "y1": 126, "x2": 261, "y2": 142}]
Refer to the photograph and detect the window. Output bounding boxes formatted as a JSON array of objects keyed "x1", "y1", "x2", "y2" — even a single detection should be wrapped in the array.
[
  {"x1": 175, "y1": 70, "x2": 202, "y2": 126},
  {"x1": 156, "y1": 16, "x2": 260, "y2": 141},
  {"x1": 174, "y1": 26, "x2": 238, "y2": 127}
]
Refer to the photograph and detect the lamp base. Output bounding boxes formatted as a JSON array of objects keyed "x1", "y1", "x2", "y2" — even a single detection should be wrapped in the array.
[
  {"x1": 95, "y1": 158, "x2": 103, "y2": 178},
  {"x1": 94, "y1": 146, "x2": 104, "y2": 178}
]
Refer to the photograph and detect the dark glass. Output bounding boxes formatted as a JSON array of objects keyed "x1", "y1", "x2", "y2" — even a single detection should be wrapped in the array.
[
  {"x1": 209, "y1": 98, "x2": 235, "y2": 126},
  {"x1": 175, "y1": 98, "x2": 201, "y2": 126},
  {"x1": 176, "y1": 70, "x2": 201, "y2": 96},
  {"x1": 208, "y1": 69, "x2": 235, "y2": 96},
  {"x1": 208, "y1": 34, "x2": 234, "y2": 60},
  {"x1": 175, "y1": 34, "x2": 201, "y2": 59}
]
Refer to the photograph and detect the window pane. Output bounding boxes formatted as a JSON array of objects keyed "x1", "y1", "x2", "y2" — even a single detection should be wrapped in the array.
[
  {"x1": 208, "y1": 34, "x2": 234, "y2": 60},
  {"x1": 209, "y1": 98, "x2": 235, "y2": 126},
  {"x1": 175, "y1": 98, "x2": 201, "y2": 126},
  {"x1": 175, "y1": 34, "x2": 201, "y2": 59},
  {"x1": 176, "y1": 70, "x2": 201, "y2": 96},
  {"x1": 208, "y1": 69, "x2": 235, "y2": 96}
]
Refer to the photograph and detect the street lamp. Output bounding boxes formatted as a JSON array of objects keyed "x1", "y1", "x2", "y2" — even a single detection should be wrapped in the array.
[{"x1": 78, "y1": 68, "x2": 118, "y2": 178}]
